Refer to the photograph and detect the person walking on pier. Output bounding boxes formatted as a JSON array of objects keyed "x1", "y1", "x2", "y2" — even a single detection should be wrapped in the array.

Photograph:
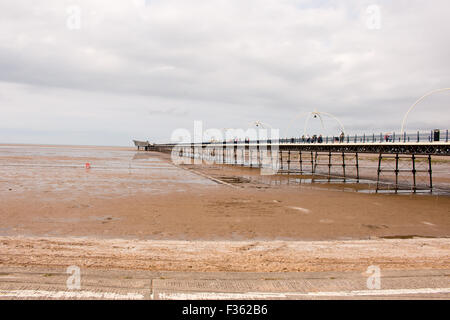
[{"x1": 318, "y1": 135, "x2": 323, "y2": 143}]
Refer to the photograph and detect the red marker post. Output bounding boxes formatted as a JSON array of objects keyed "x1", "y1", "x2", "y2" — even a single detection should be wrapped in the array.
[{"x1": 85, "y1": 163, "x2": 91, "y2": 169}]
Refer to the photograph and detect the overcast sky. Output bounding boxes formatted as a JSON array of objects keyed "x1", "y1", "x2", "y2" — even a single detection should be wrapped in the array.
[{"x1": 0, "y1": 0, "x2": 449, "y2": 146}]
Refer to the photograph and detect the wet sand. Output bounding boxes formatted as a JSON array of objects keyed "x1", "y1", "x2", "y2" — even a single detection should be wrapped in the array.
[{"x1": 0, "y1": 144, "x2": 449, "y2": 273}]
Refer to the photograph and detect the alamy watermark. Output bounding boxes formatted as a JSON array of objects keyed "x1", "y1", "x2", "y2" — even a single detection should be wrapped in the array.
[
  {"x1": 366, "y1": 265, "x2": 381, "y2": 290},
  {"x1": 366, "y1": 4, "x2": 382, "y2": 30},
  {"x1": 170, "y1": 121, "x2": 281, "y2": 175},
  {"x1": 66, "y1": 5, "x2": 82, "y2": 30},
  {"x1": 66, "y1": 265, "x2": 81, "y2": 290}
]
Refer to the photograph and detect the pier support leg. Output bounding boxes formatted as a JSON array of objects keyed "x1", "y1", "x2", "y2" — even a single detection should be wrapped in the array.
[
  {"x1": 412, "y1": 154, "x2": 416, "y2": 193},
  {"x1": 280, "y1": 151, "x2": 283, "y2": 171},
  {"x1": 342, "y1": 152, "x2": 346, "y2": 182},
  {"x1": 259, "y1": 147, "x2": 262, "y2": 168},
  {"x1": 428, "y1": 155, "x2": 433, "y2": 192},
  {"x1": 376, "y1": 153, "x2": 382, "y2": 193},
  {"x1": 312, "y1": 152, "x2": 318, "y2": 181},
  {"x1": 257, "y1": 143, "x2": 261, "y2": 168},
  {"x1": 355, "y1": 152, "x2": 360, "y2": 183},
  {"x1": 299, "y1": 151, "x2": 303, "y2": 173},
  {"x1": 287, "y1": 150, "x2": 291, "y2": 172},
  {"x1": 328, "y1": 151, "x2": 332, "y2": 182},
  {"x1": 395, "y1": 153, "x2": 399, "y2": 194}
]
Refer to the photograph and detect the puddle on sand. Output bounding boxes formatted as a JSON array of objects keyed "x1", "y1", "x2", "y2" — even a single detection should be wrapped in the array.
[
  {"x1": 89, "y1": 215, "x2": 121, "y2": 222},
  {"x1": 215, "y1": 166, "x2": 450, "y2": 196},
  {"x1": 380, "y1": 235, "x2": 440, "y2": 239}
]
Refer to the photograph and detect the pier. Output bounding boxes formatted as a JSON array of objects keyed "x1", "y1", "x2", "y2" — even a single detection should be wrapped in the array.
[{"x1": 142, "y1": 130, "x2": 450, "y2": 193}]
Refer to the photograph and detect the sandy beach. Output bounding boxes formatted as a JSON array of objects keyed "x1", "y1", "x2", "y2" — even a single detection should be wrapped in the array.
[
  {"x1": 0, "y1": 144, "x2": 448, "y2": 277},
  {"x1": 0, "y1": 145, "x2": 449, "y2": 241}
]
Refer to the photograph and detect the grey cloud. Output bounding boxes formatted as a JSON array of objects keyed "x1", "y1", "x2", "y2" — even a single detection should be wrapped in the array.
[{"x1": 0, "y1": 0, "x2": 449, "y2": 145}]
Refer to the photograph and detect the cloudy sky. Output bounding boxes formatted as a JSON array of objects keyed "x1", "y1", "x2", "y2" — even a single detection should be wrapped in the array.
[{"x1": 0, "y1": 0, "x2": 449, "y2": 146}]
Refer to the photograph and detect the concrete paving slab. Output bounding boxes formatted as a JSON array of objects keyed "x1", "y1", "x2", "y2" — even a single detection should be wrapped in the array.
[{"x1": 0, "y1": 266, "x2": 448, "y2": 300}]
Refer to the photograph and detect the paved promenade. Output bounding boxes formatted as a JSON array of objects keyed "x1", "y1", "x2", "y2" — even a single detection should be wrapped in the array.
[{"x1": 1, "y1": 267, "x2": 449, "y2": 300}]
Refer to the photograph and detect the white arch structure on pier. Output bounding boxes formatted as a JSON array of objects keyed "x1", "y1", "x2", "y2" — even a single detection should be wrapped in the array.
[
  {"x1": 286, "y1": 110, "x2": 345, "y2": 137},
  {"x1": 249, "y1": 120, "x2": 273, "y2": 130},
  {"x1": 400, "y1": 87, "x2": 450, "y2": 135}
]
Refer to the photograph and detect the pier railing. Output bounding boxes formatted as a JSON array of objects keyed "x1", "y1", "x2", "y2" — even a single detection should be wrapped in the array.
[
  {"x1": 272, "y1": 130, "x2": 449, "y2": 145},
  {"x1": 214, "y1": 129, "x2": 450, "y2": 145},
  {"x1": 152, "y1": 129, "x2": 450, "y2": 157}
]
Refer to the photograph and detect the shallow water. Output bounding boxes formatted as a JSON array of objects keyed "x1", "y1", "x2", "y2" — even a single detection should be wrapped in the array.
[{"x1": 0, "y1": 145, "x2": 216, "y2": 200}]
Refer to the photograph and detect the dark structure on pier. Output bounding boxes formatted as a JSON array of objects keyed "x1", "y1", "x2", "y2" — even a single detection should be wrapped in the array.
[{"x1": 133, "y1": 140, "x2": 155, "y2": 151}]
